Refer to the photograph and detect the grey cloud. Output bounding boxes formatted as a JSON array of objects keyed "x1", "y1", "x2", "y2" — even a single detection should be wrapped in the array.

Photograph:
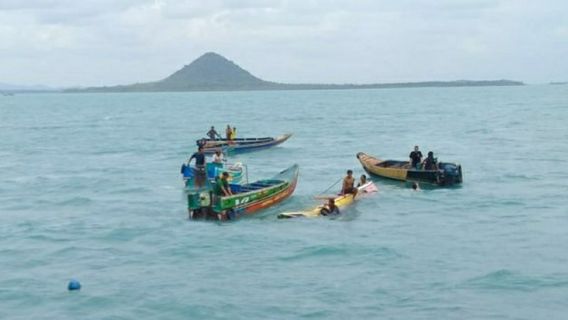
[{"x1": 0, "y1": 0, "x2": 567, "y2": 86}]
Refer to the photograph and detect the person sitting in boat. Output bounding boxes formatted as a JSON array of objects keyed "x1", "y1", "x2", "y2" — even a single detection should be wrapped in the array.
[
  {"x1": 357, "y1": 174, "x2": 367, "y2": 187},
  {"x1": 214, "y1": 172, "x2": 233, "y2": 220},
  {"x1": 212, "y1": 150, "x2": 225, "y2": 164},
  {"x1": 206, "y1": 126, "x2": 221, "y2": 140},
  {"x1": 196, "y1": 138, "x2": 207, "y2": 148},
  {"x1": 422, "y1": 151, "x2": 438, "y2": 171},
  {"x1": 231, "y1": 126, "x2": 237, "y2": 140},
  {"x1": 341, "y1": 170, "x2": 358, "y2": 198},
  {"x1": 214, "y1": 172, "x2": 233, "y2": 197},
  {"x1": 188, "y1": 146, "x2": 206, "y2": 188},
  {"x1": 225, "y1": 125, "x2": 233, "y2": 141},
  {"x1": 409, "y1": 145, "x2": 423, "y2": 170},
  {"x1": 320, "y1": 198, "x2": 340, "y2": 216}
]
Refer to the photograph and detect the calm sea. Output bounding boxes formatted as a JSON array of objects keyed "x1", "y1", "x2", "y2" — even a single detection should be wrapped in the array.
[{"x1": 1, "y1": 86, "x2": 567, "y2": 319}]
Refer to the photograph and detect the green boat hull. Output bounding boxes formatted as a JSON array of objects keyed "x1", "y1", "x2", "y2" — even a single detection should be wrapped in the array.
[{"x1": 188, "y1": 164, "x2": 299, "y2": 220}]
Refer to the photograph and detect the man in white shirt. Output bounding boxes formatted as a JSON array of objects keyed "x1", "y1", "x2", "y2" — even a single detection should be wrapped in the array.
[{"x1": 212, "y1": 150, "x2": 224, "y2": 164}]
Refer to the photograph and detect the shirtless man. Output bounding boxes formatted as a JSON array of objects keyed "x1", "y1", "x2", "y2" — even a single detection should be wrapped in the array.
[{"x1": 341, "y1": 170, "x2": 358, "y2": 199}]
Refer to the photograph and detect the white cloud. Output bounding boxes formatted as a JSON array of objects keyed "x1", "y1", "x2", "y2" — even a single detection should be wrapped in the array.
[{"x1": 0, "y1": 0, "x2": 566, "y2": 86}]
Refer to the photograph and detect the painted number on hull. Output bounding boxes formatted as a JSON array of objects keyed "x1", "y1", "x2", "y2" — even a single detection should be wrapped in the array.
[{"x1": 235, "y1": 197, "x2": 250, "y2": 206}]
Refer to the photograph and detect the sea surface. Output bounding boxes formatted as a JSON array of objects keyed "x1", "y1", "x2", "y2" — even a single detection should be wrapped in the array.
[{"x1": 1, "y1": 86, "x2": 567, "y2": 319}]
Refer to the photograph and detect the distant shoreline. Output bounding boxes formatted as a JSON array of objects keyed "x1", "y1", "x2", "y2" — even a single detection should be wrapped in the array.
[
  {"x1": 2, "y1": 81, "x2": 530, "y2": 94},
  {"x1": 64, "y1": 80, "x2": 523, "y2": 93},
  {"x1": 63, "y1": 52, "x2": 525, "y2": 93},
  {"x1": 3, "y1": 52, "x2": 529, "y2": 94}
]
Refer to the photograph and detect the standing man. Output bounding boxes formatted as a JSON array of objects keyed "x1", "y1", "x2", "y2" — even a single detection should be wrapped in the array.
[
  {"x1": 188, "y1": 146, "x2": 206, "y2": 188},
  {"x1": 225, "y1": 125, "x2": 233, "y2": 141},
  {"x1": 409, "y1": 146, "x2": 423, "y2": 170},
  {"x1": 341, "y1": 170, "x2": 358, "y2": 199},
  {"x1": 207, "y1": 126, "x2": 221, "y2": 140}
]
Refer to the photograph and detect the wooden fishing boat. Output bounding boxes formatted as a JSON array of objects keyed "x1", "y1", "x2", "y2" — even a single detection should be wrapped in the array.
[
  {"x1": 197, "y1": 133, "x2": 292, "y2": 154},
  {"x1": 188, "y1": 164, "x2": 299, "y2": 220},
  {"x1": 356, "y1": 152, "x2": 463, "y2": 186},
  {"x1": 277, "y1": 181, "x2": 378, "y2": 219}
]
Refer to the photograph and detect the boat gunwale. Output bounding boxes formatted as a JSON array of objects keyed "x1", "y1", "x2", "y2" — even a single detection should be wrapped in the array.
[{"x1": 215, "y1": 164, "x2": 299, "y2": 210}]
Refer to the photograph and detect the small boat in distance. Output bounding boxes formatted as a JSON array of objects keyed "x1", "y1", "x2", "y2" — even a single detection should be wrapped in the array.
[
  {"x1": 278, "y1": 181, "x2": 378, "y2": 219},
  {"x1": 188, "y1": 164, "x2": 299, "y2": 220},
  {"x1": 197, "y1": 133, "x2": 292, "y2": 154},
  {"x1": 356, "y1": 152, "x2": 463, "y2": 186}
]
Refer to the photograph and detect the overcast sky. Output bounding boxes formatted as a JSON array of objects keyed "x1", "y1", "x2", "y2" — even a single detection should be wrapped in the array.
[{"x1": 0, "y1": 0, "x2": 566, "y2": 87}]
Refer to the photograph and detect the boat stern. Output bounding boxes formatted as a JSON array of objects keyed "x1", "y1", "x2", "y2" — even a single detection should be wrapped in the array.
[{"x1": 438, "y1": 162, "x2": 463, "y2": 186}]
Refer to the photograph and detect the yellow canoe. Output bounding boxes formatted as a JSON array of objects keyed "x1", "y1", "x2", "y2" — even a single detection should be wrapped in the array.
[
  {"x1": 356, "y1": 152, "x2": 409, "y2": 181},
  {"x1": 278, "y1": 182, "x2": 377, "y2": 219}
]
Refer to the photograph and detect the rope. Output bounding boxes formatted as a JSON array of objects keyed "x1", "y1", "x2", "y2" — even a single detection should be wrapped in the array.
[{"x1": 319, "y1": 177, "x2": 343, "y2": 195}]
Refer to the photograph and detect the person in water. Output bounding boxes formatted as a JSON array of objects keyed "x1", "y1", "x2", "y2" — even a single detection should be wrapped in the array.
[
  {"x1": 357, "y1": 174, "x2": 367, "y2": 187},
  {"x1": 225, "y1": 125, "x2": 233, "y2": 141},
  {"x1": 422, "y1": 151, "x2": 438, "y2": 171},
  {"x1": 320, "y1": 198, "x2": 340, "y2": 216},
  {"x1": 409, "y1": 145, "x2": 423, "y2": 170},
  {"x1": 212, "y1": 150, "x2": 224, "y2": 164},
  {"x1": 412, "y1": 182, "x2": 421, "y2": 191},
  {"x1": 207, "y1": 126, "x2": 221, "y2": 140},
  {"x1": 342, "y1": 170, "x2": 358, "y2": 198},
  {"x1": 188, "y1": 146, "x2": 206, "y2": 188}
]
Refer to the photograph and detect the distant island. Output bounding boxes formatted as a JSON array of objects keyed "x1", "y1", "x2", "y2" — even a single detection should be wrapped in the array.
[
  {"x1": 549, "y1": 82, "x2": 567, "y2": 85},
  {"x1": 0, "y1": 82, "x2": 58, "y2": 94},
  {"x1": 63, "y1": 52, "x2": 523, "y2": 92}
]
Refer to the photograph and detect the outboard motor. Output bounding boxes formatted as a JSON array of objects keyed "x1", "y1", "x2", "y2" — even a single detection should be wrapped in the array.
[{"x1": 438, "y1": 162, "x2": 462, "y2": 185}]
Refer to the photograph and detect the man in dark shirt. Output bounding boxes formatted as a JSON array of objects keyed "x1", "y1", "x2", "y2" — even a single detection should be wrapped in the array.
[
  {"x1": 423, "y1": 151, "x2": 438, "y2": 171},
  {"x1": 206, "y1": 126, "x2": 221, "y2": 140},
  {"x1": 409, "y1": 146, "x2": 423, "y2": 170},
  {"x1": 188, "y1": 146, "x2": 206, "y2": 188}
]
